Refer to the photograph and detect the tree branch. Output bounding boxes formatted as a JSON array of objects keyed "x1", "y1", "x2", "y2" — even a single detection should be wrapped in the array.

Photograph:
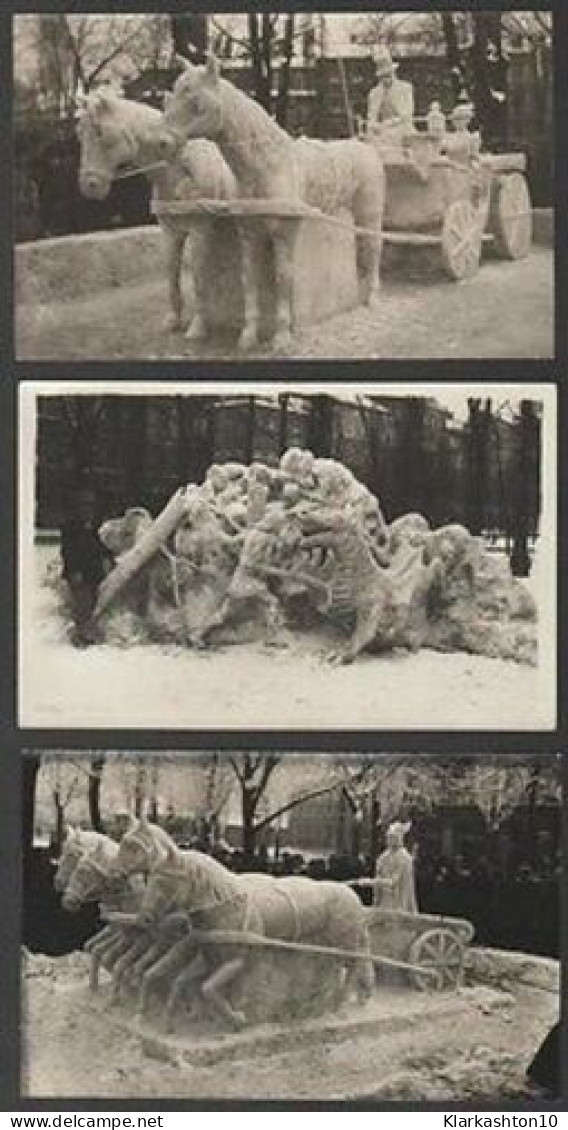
[{"x1": 253, "y1": 777, "x2": 347, "y2": 835}]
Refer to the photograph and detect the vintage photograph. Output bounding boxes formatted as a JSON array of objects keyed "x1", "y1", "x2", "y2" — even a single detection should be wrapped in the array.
[
  {"x1": 14, "y1": 11, "x2": 553, "y2": 360},
  {"x1": 22, "y1": 750, "x2": 561, "y2": 1101},
  {"x1": 19, "y1": 382, "x2": 556, "y2": 730}
]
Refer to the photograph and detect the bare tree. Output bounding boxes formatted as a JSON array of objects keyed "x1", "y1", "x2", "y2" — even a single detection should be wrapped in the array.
[
  {"x1": 227, "y1": 754, "x2": 368, "y2": 863},
  {"x1": 40, "y1": 755, "x2": 83, "y2": 851},
  {"x1": 87, "y1": 756, "x2": 105, "y2": 832},
  {"x1": 211, "y1": 14, "x2": 300, "y2": 125},
  {"x1": 466, "y1": 760, "x2": 531, "y2": 832},
  {"x1": 15, "y1": 14, "x2": 171, "y2": 114}
]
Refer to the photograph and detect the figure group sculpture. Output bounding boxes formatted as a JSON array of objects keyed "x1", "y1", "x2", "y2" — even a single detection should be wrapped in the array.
[
  {"x1": 63, "y1": 447, "x2": 537, "y2": 666},
  {"x1": 57, "y1": 819, "x2": 375, "y2": 1033}
]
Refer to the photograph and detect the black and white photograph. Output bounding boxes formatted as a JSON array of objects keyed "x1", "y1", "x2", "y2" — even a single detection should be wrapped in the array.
[
  {"x1": 22, "y1": 750, "x2": 561, "y2": 1102},
  {"x1": 13, "y1": 11, "x2": 553, "y2": 361},
  {"x1": 19, "y1": 382, "x2": 555, "y2": 731}
]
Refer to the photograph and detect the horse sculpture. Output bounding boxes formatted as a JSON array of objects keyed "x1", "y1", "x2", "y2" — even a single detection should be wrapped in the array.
[
  {"x1": 53, "y1": 826, "x2": 114, "y2": 893},
  {"x1": 54, "y1": 828, "x2": 129, "y2": 989},
  {"x1": 163, "y1": 55, "x2": 385, "y2": 351},
  {"x1": 109, "y1": 818, "x2": 374, "y2": 1032},
  {"x1": 60, "y1": 835, "x2": 154, "y2": 993},
  {"x1": 77, "y1": 91, "x2": 236, "y2": 338}
]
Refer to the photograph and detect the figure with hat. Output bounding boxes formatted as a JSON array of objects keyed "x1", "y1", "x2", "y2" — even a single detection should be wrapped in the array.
[
  {"x1": 351, "y1": 820, "x2": 418, "y2": 912},
  {"x1": 367, "y1": 46, "x2": 415, "y2": 148}
]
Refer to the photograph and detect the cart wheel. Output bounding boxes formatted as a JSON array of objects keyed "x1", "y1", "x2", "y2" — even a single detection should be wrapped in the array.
[
  {"x1": 492, "y1": 173, "x2": 532, "y2": 260},
  {"x1": 441, "y1": 200, "x2": 483, "y2": 280},
  {"x1": 408, "y1": 928, "x2": 464, "y2": 991}
]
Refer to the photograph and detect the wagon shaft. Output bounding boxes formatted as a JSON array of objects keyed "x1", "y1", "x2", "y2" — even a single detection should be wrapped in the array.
[{"x1": 189, "y1": 927, "x2": 444, "y2": 985}]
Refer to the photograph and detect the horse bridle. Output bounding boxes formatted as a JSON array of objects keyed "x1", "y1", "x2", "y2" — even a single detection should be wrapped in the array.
[{"x1": 65, "y1": 853, "x2": 117, "y2": 903}]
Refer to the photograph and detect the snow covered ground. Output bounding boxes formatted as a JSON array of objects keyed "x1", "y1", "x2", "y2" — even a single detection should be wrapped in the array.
[
  {"x1": 19, "y1": 546, "x2": 554, "y2": 731},
  {"x1": 22, "y1": 950, "x2": 559, "y2": 1101}
]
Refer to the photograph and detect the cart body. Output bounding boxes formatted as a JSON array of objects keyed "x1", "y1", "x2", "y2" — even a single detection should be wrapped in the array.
[
  {"x1": 366, "y1": 906, "x2": 475, "y2": 990},
  {"x1": 373, "y1": 133, "x2": 533, "y2": 279}
]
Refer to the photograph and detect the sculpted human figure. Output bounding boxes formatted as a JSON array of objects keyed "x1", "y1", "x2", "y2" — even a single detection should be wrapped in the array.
[
  {"x1": 426, "y1": 101, "x2": 447, "y2": 147},
  {"x1": 356, "y1": 821, "x2": 418, "y2": 912},
  {"x1": 367, "y1": 47, "x2": 415, "y2": 148},
  {"x1": 445, "y1": 101, "x2": 480, "y2": 164}
]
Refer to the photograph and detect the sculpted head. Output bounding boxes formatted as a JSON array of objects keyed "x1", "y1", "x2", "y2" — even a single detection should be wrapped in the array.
[
  {"x1": 77, "y1": 90, "x2": 173, "y2": 199},
  {"x1": 280, "y1": 448, "x2": 315, "y2": 488},
  {"x1": 388, "y1": 513, "x2": 430, "y2": 555},
  {"x1": 111, "y1": 815, "x2": 175, "y2": 879},
  {"x1": 386, "y1": 820, "x2": 411, "y2": 849},
  {"x1": 61, "y1": 839, "x2": 115, "y2": 912},
  {"x1": 164, "y1": 55, "x2": 224, "y2": 145},
  {"x1": 53, "y1": 826, "x2": 84, "y2": 892},
  {"x1": 98, "y1": 508, "x2": 152, "y2": 557}
]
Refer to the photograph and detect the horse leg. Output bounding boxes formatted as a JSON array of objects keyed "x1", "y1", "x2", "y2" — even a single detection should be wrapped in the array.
[
  {"x1": 110, "y1": 936, "x2": 153, "y2": 1001},
  {"x1": 120, "y1": 939, "x2": 169, "y2": 990},
  {"x1": 185, "y1": 226, "x2": 210, "y2": 342},
  {"x1": 163, "y1": 951, "x2": 207, "y2": 1034},
  {"x1": 267, "y1": 218, "x2": 297, "y2": 353},
  {"x1": 89, "y1": 953, "x2": 101, "y2": 992},
  {"x1": 96, "y1": 932, "x2": 132, "y2": 974},
  {"x1": 88, "y1": 931, "x2": 129, "y2": 992},
  {"x1": 344, "y1": 929, "x2": 375, "y2": 1004},
  {"x1": 236, "y1": 223, "x2": 262, "y2": 352},
  {"x1": 162, "y1": 229, "x2": 186, "y2": 332},
  {"x1": 200, "y1": 957, "x2": 247, "y2": 1029},
  {"x1": 84, "y1": 925, "x2": 114, "y2": 954},
  {"x1": 136, "y1": 937, "x2": 193, "y2": 1019}
]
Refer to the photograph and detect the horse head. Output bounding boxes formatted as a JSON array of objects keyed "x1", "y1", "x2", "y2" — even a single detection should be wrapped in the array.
[
  {"x1": 53, "y1": 827, "x2": 105, "y2": 893},
  {"x1": 164, "y1": 54, "x2": 224, "y2": 146},
  {"x1": 111, "y1": 815, "x2": 177, "y2": 880},
  {"x1": 61, "y1": 838, "x2": 118, "y2": 912},
  {"x1": 77, "y1": 91, "x2": 173, "y2": 200}
]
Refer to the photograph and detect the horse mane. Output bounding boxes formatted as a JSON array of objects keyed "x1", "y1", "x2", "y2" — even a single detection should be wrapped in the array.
[
  {"x1": 217, "y1": 77, "x2": 289, "y2": 150},
  {"x1": 136, "y1": 820, "x2": 240, "y2": 907},
  {"x1": 64, "y1": 828, "x2": 113, "y2": 853},
  {"x1": 82, "y1": 90, "x2": 163, "y2": 126},
  {"x1": 132, "y1": 818, "x2": 179, "y2": 858},
  {"x1": 79, "y1": 92, "x2": 167, "y2": 152}
]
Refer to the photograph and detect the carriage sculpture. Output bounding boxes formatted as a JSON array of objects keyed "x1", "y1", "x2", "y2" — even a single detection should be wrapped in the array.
[
  {"x1": 367, "y1": 126, "x2": 533, "y2": 282},
  {"x1": 56, "y1": 823, "x2": 475, "y2": 1035},
  {"x1": 76, "y1": 59, "x2": 534, "y2": 349},
  {"x1": 365, "y1": 906, "x2": 474, "y2": 991}
]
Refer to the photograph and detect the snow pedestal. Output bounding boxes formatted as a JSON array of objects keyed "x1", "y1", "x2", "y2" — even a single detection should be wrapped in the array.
[{"x1": 153, "y1": 202, "x2": 360, "y2": 335}]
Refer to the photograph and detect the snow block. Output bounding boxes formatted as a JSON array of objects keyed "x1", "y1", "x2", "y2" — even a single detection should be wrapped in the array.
[
  {"x1": 193, "y1": 209, "x2": 359, "y2": 334},
  {"x1": 15, "y1": 213, "x2": 360, "y2": 333}
]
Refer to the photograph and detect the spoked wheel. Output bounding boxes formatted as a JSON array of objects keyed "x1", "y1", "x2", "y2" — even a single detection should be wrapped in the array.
[
  {"x1": 491, "y1": 173, "x2": 533, "y2": 260},
  {"x1": 408, "y1": 928, "x2": 465, "y2": 991},
  {"x1": 441, "y1": 200, "x2": 483, "y2": 280}
]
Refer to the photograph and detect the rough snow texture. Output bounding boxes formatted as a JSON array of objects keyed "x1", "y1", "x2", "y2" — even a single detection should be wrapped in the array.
[
  {"x1": 22, "y1": 948, "x2": 558, "y2": 1100},
  {"x1": 76, "y1": 450, "x2": 537, "y2": 666}
]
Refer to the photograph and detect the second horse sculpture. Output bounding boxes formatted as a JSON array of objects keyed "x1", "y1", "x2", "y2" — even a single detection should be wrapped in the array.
[
  {"x1": 164, "y1": 55, "x2": 385, "y2": 352},
  {"x1": 108, "y1": 818, "x2": 375, "y2": 1032}
]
